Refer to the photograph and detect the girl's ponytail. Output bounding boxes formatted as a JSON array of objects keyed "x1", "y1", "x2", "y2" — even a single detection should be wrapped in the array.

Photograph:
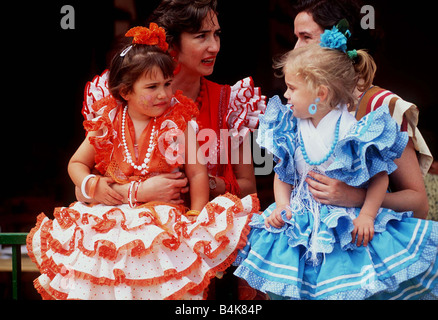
[{"x1": 354, "y1": 50, "x2": 377, "y2": 92}]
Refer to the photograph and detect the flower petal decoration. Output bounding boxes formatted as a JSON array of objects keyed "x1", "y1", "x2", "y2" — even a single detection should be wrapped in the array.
[
  {"x1": 320, "y1": 26, "x2": 348, "y2": 52},
  {"x1": 125, "y1": 23, "x2": 169, "y2": 52}
]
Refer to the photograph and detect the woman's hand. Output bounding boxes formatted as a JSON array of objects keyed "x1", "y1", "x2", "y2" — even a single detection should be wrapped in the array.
[
  {"x1": 265, "y1": 204, "x2": 292, "y2": 229},
  {"x1": 143, "y1": 172, "x2": 189, "y2": 204},
  {"x1": 79, "y1": 172, "x2": 189, "y2": 205},
  {"x1": 306, "y1": 171, "x2": 366, "y2": 207}
]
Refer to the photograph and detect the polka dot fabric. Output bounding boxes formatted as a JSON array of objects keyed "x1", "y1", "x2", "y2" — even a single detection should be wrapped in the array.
[
  {"x1": 326, "y1": 105, "x2": 408, "y2": 187},
  {"x1": 27, "y1": 193, "x2": 259, "y2": 300},
  {"x1": 235, "y1": 99, "x2": 438, "y2": 300}
]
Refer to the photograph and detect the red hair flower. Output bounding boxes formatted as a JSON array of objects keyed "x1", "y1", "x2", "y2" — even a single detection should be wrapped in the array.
[{"x1": 125, "y1": 23, "x2": 169, "y2": 52}]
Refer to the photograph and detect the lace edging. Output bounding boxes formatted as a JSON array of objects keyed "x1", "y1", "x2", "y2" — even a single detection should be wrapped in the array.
[{"x1": 27, "y1": 194, "x2": 260, "y2": 299}]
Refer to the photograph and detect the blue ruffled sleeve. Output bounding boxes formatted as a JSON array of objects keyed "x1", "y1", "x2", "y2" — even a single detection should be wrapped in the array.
[
  {"x1": 256, "y1": 96, "x2": 298, "y2": 185},
  {"x1": 326, "y1": 105, "x2": 408, "y2": 187}
]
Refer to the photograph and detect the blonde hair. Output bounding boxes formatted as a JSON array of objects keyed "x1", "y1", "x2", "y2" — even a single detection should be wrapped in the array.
[{"x1": 275, "y1": 43, "x2": 376, "y2": 110}]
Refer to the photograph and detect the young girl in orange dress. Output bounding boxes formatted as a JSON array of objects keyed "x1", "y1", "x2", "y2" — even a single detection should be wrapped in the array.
[{"x1": 26, "y1": 23, "x2": 259, "y2": 300}]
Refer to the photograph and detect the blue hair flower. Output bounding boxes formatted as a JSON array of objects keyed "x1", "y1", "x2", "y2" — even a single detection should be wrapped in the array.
[{"x1": 320, "y1": 26, "x2": 349, "y2": 52}]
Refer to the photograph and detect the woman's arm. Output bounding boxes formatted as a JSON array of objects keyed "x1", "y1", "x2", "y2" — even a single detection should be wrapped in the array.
[
  {"x1": 208, "y1": 134, "x2": 257, "y2": 199},
  {"x1": 234, "y1": 134, "x2": 257, "y2": 197},
  {"x1": 184, "y1": 124, "x2": 209, "y2": 211},
  {"x1": 306, "y1": 139, "x2": 428, "y2": 218},
  {"x1": 383, "y1": 139, "x2": 429, "y2": 218}
]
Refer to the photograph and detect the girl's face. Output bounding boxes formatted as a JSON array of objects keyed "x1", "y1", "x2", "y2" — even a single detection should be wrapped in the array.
[
  {"x1": 123, "y1": 66, "x2": 173, "y2": 121},
  {"x1": 284, "y1": 71, "x2": 315, "y2": 120},
  {"x1": 177, "y1": 10, "x2": 221, "y2": 77},
  {"x1": 284, "y1": 71, "x2": 329, "y2": 127}
]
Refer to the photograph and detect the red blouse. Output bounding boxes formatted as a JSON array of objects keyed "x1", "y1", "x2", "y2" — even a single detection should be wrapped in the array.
[{"x1": 196, "y1": 77, "x2": 266, "y2": 196}]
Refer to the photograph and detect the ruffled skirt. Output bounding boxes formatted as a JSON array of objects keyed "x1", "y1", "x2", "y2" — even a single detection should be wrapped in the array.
[
  {"x1": 234, "y1": 201, "x2": 438, "y2": 300},
  {"x1": 27, "y1": 193, "x2": 259, "y2": 300}
]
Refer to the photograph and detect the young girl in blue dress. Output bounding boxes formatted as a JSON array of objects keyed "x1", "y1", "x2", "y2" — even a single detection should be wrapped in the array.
[{"x1": 233, "y1": 25, "x2": 438, "y2": 300}]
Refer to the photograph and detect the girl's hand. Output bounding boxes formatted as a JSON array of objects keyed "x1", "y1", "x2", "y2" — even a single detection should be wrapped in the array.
[
  {"x1": 265, "y1": 204, "x2": 292, "y2": 229},
  {"x1": 93, "y1": 177, "x2": 124, "y2": 206},
  {"x1": 351, "y1": 213, "x2": 375, "y2": 247}
]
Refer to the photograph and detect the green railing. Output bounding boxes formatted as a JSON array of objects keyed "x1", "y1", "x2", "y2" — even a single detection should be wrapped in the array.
[{"x1": 0, "y1": 233, "x2": 29, "y2": 300}]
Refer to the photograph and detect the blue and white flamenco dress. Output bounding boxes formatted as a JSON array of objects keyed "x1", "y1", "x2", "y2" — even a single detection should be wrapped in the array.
[{"x1": 234, "y1": 96, "x2": 438, "y2": 300}]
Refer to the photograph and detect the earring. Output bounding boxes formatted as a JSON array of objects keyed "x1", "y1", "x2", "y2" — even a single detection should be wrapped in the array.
[
  {"x1": 308, "y1": 98, "x2": 320, "y2": 115},
  {"x1": 169, "y1": 49, "x2": 181, "y2": 76},
  {"x1": 173, "y1": 63, "x2": 182, "y2": 76}
]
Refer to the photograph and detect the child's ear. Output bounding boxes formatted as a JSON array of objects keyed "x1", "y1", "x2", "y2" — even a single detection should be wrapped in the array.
[
  {"x1": 317, "y1": 85, "x2": 329, "y2": 102},
  {"x1": 120, "y1": 85, "x2": 130, "y2": 101}
]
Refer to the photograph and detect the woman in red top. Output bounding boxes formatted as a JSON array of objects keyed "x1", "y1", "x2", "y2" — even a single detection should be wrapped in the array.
[
  {"x1": 79, "y1": 0, "x2": 265, "y2": 208},
  {"x1": 85, "y1": 0, "x2": 266, "y2": 208},
  {"x1": 147, "y1": 0, "x2": 267, "y2": 300},
  {"x1": 148, "y1": 0, "x2": 266, "y2": 200}
]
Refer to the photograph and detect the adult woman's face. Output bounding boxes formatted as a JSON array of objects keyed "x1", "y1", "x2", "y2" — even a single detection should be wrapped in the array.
[
  {"x1": 294, "y1": 12, "x2": 324, "y2": 49},
  {"x1": 177, "y1": 10, "x2": 221, "y2": 77}
]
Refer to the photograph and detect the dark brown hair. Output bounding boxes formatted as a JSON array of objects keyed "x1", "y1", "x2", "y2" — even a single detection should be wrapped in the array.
[
  {"x1": 148, "y1": 0, "x2": 218, "y2": 48},
  {"x1": 295, "y1": 0, "x2": 380, "y2": 56},
  {"x1": 108, "y1": 44, "x2": 174, "y2": 102}
]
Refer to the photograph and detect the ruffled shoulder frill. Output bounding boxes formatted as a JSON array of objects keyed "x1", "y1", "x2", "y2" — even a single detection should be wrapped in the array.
[
  {"x1": 83, "y1": 95, "x2": 120, "y2": 175},
  {"x1": 159, "y1": 90, "x2": 199, "y2": 130},
  {"x1": 82, "y1": 69, "x2": 111, "y2": 121},
  {"x1": 226, "y1": 77, "x2": 266, "y2": 138},
  {"x1": 153, "y1": 91, "x2": 199, "y2": 166},
  {"x1": 80, "y1": 70, "x2": 120, "y2": 174},
  {"x1": 326, "y1": 105, "x2": 408, "y2": 187},
  {"x1": 82, "y1": 77, "x2": 199, "y2": 176},
  {"x1": 81, "y1": 69, "x2": 120, "y2": 159},
  {"x1": 256, "y1": 96, "x2": 298, "y2": 185}
]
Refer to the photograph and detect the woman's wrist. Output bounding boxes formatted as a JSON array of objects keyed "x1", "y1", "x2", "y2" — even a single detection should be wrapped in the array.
[
  {"x1": 210, "y1": 176, "x2": 226, "y2": 198},
  {"x1": 136, "y1": 180, "x2": 153, "y2": 203},
  {"x1": 111, "y1": 183, "x2": 130, "y2": 203}
]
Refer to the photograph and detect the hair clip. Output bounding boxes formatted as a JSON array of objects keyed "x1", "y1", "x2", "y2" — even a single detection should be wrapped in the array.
[{"x1": 120, "y1": 45, "x2": 133, "y2": 57}]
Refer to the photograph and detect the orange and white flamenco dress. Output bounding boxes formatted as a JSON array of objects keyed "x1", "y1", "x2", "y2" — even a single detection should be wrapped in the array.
[
  {"x1": 26, "y1": 79, "x2": 260, "y2": 300},
  {"x1": 27, "y1": 193, "x2": 258, "y2": 300}
]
